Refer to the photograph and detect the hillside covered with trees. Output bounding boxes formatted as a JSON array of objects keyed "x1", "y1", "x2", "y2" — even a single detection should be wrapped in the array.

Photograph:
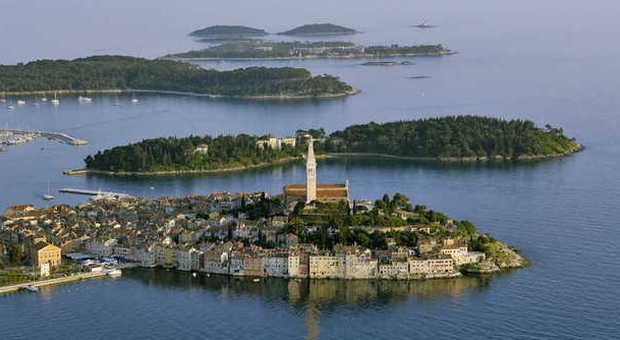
[
  {"x1": 323, "y1": 116, "x2": 583, "y2": 159},
  {"x1": 82, "y1": 116, "x2": 582, "y2": 175},
  {"x1": 189, "y1": 25, "x2": 267, "y2": 37},
  {"x1": 0, "y1": 56, "x2": 354, "y2": 98},
  {"x1": 278, "y1": 23, "x2": 357, "y2": 36}
]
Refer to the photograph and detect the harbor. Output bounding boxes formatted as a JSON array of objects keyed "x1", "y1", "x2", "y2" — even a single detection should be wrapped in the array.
[
  {"x1": 58, "y1": 188, "x2": 132, "y2": 200},
  {"x1": 0, "y1": 129, "x2": 88, "y2": 148}
]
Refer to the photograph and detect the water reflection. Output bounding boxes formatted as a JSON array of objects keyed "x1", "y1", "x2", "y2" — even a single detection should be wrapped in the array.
[{"x1": 125, "y1": 268, "x2": 501, "y2": 338}]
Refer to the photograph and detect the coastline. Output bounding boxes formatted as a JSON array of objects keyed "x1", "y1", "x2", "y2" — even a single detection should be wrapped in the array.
[
  {"x1": 67, "y1": 148, "x2": 583, "y2": 177},
  {"x1": 162, "y1": 50, "x2": 456, "y2": 62},
  {"x1": 0, "y1": 88, "x2": 359, "y2": 100}
]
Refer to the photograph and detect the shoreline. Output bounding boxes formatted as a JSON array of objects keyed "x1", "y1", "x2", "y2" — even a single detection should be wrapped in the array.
[
  {"x1": 163, "y1": 50, "x2": 456, "y2": 62},
  {"x1": 64, "y1": 148, "x2": 583, "y2": 177},
  {"x1": 0, "y1": 88, "x2": 359, "y2": 100}
]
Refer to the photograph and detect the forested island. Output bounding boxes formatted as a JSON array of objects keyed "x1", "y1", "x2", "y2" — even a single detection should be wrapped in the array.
[
  {"x1": 0, "y1": 56, "x2": 355, "y2": 99},
  {"x1": 75, "y1": 116, "x2": 583, "y2": 176},
  {"x1": 189, "y1": 25, "x2": 268, "y2": 39},
  {"x1": 278, "y1": 23, "x2": 358, "y2": 36},
  {"x1": 165, "y1": 41, "x2": 453, "y2": 60}
]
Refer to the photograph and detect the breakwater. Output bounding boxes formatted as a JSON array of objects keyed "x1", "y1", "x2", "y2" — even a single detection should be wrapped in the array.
[{"x1": 0, "y1": 272, "x2": 108, "y2": 294}]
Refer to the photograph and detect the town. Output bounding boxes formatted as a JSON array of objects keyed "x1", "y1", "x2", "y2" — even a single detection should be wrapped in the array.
[{"x1": 0, "y1": 142, "x2": 526, "y2": 289}]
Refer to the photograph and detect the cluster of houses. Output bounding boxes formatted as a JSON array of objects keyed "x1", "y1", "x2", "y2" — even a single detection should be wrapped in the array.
[{"x1": 0, "y1": 191, "x2": 485, "y2": 281}]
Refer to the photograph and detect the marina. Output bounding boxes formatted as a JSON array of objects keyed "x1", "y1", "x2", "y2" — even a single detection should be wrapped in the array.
[
  {"x1": 0, "y1": 129, "x2": 88, "y2": 148},
  {"x1": 58, "y1": 188, "x2": 132, "y2": 200}
]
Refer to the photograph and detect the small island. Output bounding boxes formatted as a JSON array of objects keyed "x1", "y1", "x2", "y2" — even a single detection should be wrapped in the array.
[
  {"x1": 278, "y1": 23, "x2": 358, "y2": 36},
  {"x1": 189, "y1": 25, "x2": 268, "y2": 39},
  {"x1": 362, "y1": 61, "x2": 414, "y2": 66},
  {"x1": 72, "y1": 116, "x2": 583, "y2": 176},
  {"x1": 0, "y1": 55, "x2": 355, "y2": 99},
  {"x1": 164, "y1": 41, "x2": 453, "y2": 61}
]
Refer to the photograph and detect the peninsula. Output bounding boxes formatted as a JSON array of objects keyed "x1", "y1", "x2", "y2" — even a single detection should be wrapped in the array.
[
  {"x1": 164, "y1": 41, "x2": 453, "y2": 60},
  {"x1": 278, "y1": 23, "x2": 358, "y2": 36},
  {"x1": 0, "y1": 190, "x2": 527, "y2": 288},
  {"x1": 0, "y1": 56, "x2": 355, "y2": 99},
  {"x1": 72, "y1": 116, "x2": 582, "y2": 177}
]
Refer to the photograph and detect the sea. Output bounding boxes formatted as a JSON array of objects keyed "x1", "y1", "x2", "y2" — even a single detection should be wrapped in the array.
[{"x1": 1, "y1": 0, "x2": 619, "y2": 339}]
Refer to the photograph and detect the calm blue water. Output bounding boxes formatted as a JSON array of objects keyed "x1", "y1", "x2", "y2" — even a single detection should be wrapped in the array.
[{"x1": 2, "y1": 0, "x2": 620, "y2": 339}]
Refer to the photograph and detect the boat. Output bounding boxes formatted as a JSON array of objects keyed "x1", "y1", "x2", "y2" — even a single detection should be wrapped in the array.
[
  {"x1": 192, "y1": 272, "x2": 197, "y2": 277},
  {"x1": 42, "y1": 182, "x2": 56, "y2": 200},
  {"x1": 78, "y1": 96, "x2": 93, "y2": 103},
  {"x1": 7, "y1": 105, "x2": 15, "y2": 111},
  {"x1": 24, "y1": 286, "x2": 39, "y2": 292},
  {"x1": 51, "y1": 93, "x2": 60, "y2": 105},
  {"x1": 413, "y1": 21, "x2": 436, "y2": 29},
  {"x1": 0, "y1": 98, "x2": 6, "y2": 103},
  {"x1": 130, "y1": 97, "x2": 139, "y2": 103},
  {"x1": 16, "y1": 100, "x2": 26, "y2": 105},
  {"x1": 252, "y1": 278, "x2": 261, "y2": 282},
  {"x1": 107, "y1": 269, "x2": 122, "y2": 277},
  {"x1": 41, "y1": 97, "x2": 48, "y2": 102}
]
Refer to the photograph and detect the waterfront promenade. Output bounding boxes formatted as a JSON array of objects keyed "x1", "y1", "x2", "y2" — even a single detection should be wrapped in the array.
[{"x1": 0, "y1": 272, "x2": 107, "y2": 294}]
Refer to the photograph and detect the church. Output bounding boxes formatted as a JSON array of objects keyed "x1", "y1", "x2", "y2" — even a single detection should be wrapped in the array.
[{"x1": 283, "y1": 139, "x2": 349, "y2": 206}]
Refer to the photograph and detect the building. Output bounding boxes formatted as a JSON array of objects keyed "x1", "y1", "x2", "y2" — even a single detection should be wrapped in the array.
[
  {"x1": 283, "y1": 140, "x2": 349, "y2": 205},
  {"x1": 33, "y1": 243, "x2": 62, "y2": 267},
  {"x1": 256, "y1": 136, "x2": 296, "y2": 150},
  {"x1": 309, "y1": 254, "x2": 345, "y2": 279}
]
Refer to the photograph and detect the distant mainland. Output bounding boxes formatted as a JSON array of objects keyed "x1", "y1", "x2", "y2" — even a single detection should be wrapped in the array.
[
  {"x1": 69, "y1": 116, "x2": 584, "y2": 176},
  {"x1": 0, "y1": 56, "x2": 356, "y2": 99},
  {"x1": 164, "y1": 41, "x2": 453, "y2": 61}
]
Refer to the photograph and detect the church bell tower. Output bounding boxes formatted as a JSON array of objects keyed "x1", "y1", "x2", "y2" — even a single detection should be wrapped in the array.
[{"x1": 306, "y1": 139, "x2": 317, "y2": 203}]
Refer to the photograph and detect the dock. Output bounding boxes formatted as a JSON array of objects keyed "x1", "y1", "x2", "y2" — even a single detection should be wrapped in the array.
[{"x1": 59, "y1": 188, "x2": 131, "y2": 199}]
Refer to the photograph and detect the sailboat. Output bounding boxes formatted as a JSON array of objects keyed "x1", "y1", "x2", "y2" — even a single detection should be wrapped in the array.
[
  {"x1": 51, "y1": 92, "x2": 60, "y2": 105},
  {"x1": 43, "y1": 181, "x2": 56, "y2": 201},
  {"x1": 413, "y1": 20, "x2": 436, "y2": 29}
]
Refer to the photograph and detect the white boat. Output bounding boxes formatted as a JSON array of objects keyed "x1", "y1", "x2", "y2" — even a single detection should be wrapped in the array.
[
  {"x1": 7, "y1": 105, "x2": 15, "y2": 111},
  {"x1": 192, "y1": 272, "x2": 197, "y2": 277},
  {"x1": 107, "y1": 269, "x2": 122, "y2": 277},
  {"x1": 24, "y1": 286, "x2": 39, "y2": 292},
  {"x1": 252, "y1": 278, "x2": 261, "y2": 282},
  {"x1": 78, "y1": 96, "x2": 93, "y2": 103},
  {"x1": 131, "y1": 98, "x2": 139, "y2": 103},
  {"x1": 0, "y1": 98, "x2": 6, "y2": 103},
  {"x1": 51, "y1": 93, "x2": 60, "y2": 105},
  {"x1": 41, "y1": 97, "x2": 48, "y2": 102},
  {"x1": 43, "y1": 194, "x2": 56, "y2": 201},
  {"x1": 16, "y1": 100, "x2": 26, "y2": 105}
]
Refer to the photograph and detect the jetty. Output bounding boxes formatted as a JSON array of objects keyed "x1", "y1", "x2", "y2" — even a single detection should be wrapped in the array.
[
  {"x1": 59, "y1": 188, "x2": 131, "y2": 199},
  {"x1": 0, "y1": 271, "x2": 108, "y2": 295}
]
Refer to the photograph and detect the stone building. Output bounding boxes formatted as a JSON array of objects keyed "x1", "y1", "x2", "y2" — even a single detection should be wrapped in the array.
[{"x1": 33, "y1": 242, "x2": 62, "y2": 267}]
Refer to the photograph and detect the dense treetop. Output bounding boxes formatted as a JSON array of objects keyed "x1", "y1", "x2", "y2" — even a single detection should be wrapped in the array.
[
  {"x1": 0, "y1": 55, "x2": 353, "y2": 97},
  {"x1": 323, "y1": 116, "x2": 582, "y2": 159},
  {"x1": 84, "y1": 116, "x2": 581, "y2": 173},
  {"x1": 189, "y1": 25, "x2": 267, "y2": 37},
  {"x1": 278, "y1": 23, "x2": 357, "y2": 36}
]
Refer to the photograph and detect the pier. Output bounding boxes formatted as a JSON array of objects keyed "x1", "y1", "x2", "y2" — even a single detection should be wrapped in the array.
[
  {"x1": 0, "y1": 129, "x2": 88, "y2": 146},
  {"x1": 0, "y1": 272, "x2": 108, "y2": 294},
  {"x1": 59, "y1": 188, "x2": 131, "y2": 199}
]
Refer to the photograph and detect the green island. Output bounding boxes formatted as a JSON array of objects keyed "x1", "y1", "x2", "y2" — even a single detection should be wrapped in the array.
[
  {"x1": 189, "y1": 25, "x2": 268, "y2": 39},
  {"x1": 165, "y1": 41, "x2": 453, "y2": 60},
  {"x1": 278, "y1": 23, "x2": 358, "y2": 36},
  {"x1": 0, "y1": 55, "x2": 355, "y2": 99},
  {"x1": 75, "y1": 116, "x2": 582, "y2": 176}
]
